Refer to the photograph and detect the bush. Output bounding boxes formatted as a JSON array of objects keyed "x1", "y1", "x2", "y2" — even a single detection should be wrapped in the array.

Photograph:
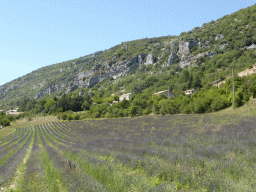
[
  {"x1": 211, "y1": 96, "x2": 230, "y2": 111},
  {"x1": 82, "y1": 101, "x2": 90, "y2": 111},
  {"x1": 117, "y1": 110, "x2": 124, "y2": 117},
  {"x1": 6, "y1": 114, "x2": 15, "y2": 121},
  {"x1": 93, "y1": 112, "x2": 101, "y2": 118},
  {"x1": 55, "y1": 108, "x2": 63, "y2": 113},
  {"x1": 16, "y1": 113, "x2": 23, "y2": 119},
  {"x1": 152, "y1": 103, "x2": 160, "y2": 114},
  {"x1": 129, "y1": 104, "x2": 138, "y2": 116},
  {"x1": 0, "y1": 119, "x2": 11, "y2": 127},
  {"x1": 67, "y1": 115, "x2": 73, "y2": 121},
  {"x1": 61, "y1": 113, "x2": 67, "y2": 120},
  {"x1": 143, "y1": 108, "x2": 151, "y2": 115},
  {"x1": 27, "y1": 117, "x2": 32, "y2": 122},
  {"x1": 160, "y1": 107, "x2": 166, "y2": 115},
  {"x1": 104, "y1": 112, "x2": 114, "y2": 118},
  {"x1": 74, "y1": 114, "x2": 80, "y2": 120}
]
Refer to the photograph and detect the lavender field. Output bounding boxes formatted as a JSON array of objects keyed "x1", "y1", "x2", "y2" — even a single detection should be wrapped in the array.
[{"x1": 0, "y1": 114, "x2": 255, "y2": 191}]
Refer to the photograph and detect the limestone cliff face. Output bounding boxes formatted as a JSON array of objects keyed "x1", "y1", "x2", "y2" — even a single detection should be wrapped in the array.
[
  {"x1": 144, "y1": 53, "x2": 154, "y2": 65},
  {"x1": 177, "y1": 40, "x2": 198, "y2": 57},
  {"x1": 179, "y1": 50, "x2": 217, "y2": 68},
  {"x1": 167, "y1": 52, "x2": 178, "y2": 66},
  {"x1": 34, "y1": 54, "x2": 147, "y2": 99}
]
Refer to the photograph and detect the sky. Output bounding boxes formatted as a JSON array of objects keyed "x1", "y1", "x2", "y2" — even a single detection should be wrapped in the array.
[{"x1": 1, "y1": 0, "x2": 256, "y2": 86}]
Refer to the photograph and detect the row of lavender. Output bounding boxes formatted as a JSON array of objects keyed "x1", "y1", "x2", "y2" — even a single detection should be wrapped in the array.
[{"x1": 0, "y1": 114, "x2": 255, "y2": 191}]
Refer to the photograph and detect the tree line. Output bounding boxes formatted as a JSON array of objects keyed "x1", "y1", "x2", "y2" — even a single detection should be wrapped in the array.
[{"x1": 15, "y1": 73, "x2": 256, "y2": 120}]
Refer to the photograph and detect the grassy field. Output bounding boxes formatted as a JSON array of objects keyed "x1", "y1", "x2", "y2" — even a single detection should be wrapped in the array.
[{"x1": 0, "y1": 100, "x2": 256, "y2": 191}]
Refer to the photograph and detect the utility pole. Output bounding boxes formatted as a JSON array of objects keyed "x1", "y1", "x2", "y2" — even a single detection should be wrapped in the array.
[{"x1": 232, "y1": 66, "x2": 235, "y2": 108}]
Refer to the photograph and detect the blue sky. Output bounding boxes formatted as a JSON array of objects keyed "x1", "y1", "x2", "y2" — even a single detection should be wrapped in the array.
[{"x1": 1, "y1": 0, "x2": 255, "y2": 86}]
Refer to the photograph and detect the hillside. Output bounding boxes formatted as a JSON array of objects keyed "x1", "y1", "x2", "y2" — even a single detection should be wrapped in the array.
[{"x1": 1, "y1": 4, "x2": 256, "y2": 111}]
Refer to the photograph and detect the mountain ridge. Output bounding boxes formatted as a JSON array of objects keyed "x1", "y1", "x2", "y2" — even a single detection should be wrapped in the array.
[{"x1": 1, "y1": 3, "x2": 256, "y2": 110}]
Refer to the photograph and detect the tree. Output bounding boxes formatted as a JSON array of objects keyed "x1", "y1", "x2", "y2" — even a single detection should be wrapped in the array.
[
  {"x1": 0, "y1": 119, "x2": 11, "y2": 127},
  {"x1": 82, "y1": 101, "x2": 90, "y2": 111},
  {"x1": 120, "y1": 98, "x2": 130, "y2": 109}
]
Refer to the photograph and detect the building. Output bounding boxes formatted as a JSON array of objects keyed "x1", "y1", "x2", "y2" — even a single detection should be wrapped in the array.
[
  {"x1": 184, "y1": 88, "x2": 196, "y2": 95},
  {"x1": 119, "y1": 93, "x2": 132, "y2": 102},
  {"x1": 153, "y1": 90, "x2": 175, "y2": 98},
  {"x1": 6, "y1": 108, "x2": 22, "y2": 115}
]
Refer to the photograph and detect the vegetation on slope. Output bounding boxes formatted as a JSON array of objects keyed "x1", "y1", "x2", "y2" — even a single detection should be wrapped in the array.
[{"x1": 1, "y1": 3, "x2": 256, "y2": 121}]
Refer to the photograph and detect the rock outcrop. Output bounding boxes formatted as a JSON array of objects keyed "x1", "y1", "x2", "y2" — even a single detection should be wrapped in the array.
[
  {"x1": 215, "y1": 34, "x2": 225, "y2": 40},
  {"x1": 34, "y1": 54, "x2": 146, "y2": 99},
  {"x1": 245, "y1": 44, "x2": 256, "y2": 50},
  {"x1": 169, "y1": 43, "x2": 177, "y2": 52},
  {"x1": 177, "y1": 41, "x2": 198, "y2": 56},
  {"x1": 138, "y1": 54, "x2": 147, "y2": 65},
  {"x1": 144, "y1": 53, "x2": 154, "y2": 65},
  {"x1": 238, "y1": 64, "x2": 256, "y2": 77},
  {"x1": 218, "y1": 43, "x2": 228, "y2": 49},
  {"x1": 179, "y1": 50, "x2": 217, "y2": 68},
  {"x1": 167, "y1": 52, "x2": 178, "y2": 66},
  {"x1": 207, "y1": 50, "x2": 217, "y2": 58}
]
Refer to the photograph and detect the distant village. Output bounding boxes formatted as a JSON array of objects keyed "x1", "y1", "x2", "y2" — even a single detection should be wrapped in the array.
[
  {"x1": 0, "y1": 108, "x2": 23, "y2": 116},
  {"x1": 107, "y1": 88, "x2": 196, "y2": 106},
  {"x1": 0, "y1": 87, "x2": 197, "y2": 113}
]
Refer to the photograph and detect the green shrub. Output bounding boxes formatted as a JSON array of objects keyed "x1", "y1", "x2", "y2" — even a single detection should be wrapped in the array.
[
  {"x1": 61, "y1": 114, "x2": 67, "y2": 120},
  {"x1": 74, "y1": 114, "x2": 80, "y2": 120},
  {"x1": 0, "y1": 119, "x2": 11, "y2": 127},
  {"x1": 93, "y1": 112, "x2": 101, "y2": 118},
  {"x1": 16, "y1": 113, "x2": 23, "y2": 119},
  {"x1": 82, "y1": 101, "x2": 90, "y2": 111},
  {"x1": 152, "y1": 103, "x2": 160, "y2": 114},
  {"x1": 143, "y1": 108, "x2": 151, "y2": 115},
  {"x1": 105, "y1": 112, "x2": 114, "y2": 118},
  {"x1": 129, "y1": 104, "x2": 138, "y2": 116},
  {"x1": 67, "y1": 115, "x2": 73, "y2": 121},
  {"x1": 55, "y1": 108, "x2": 63, "y2": 113},
  {"x1": 6, "y1": 114, "x2": 15, "y2": 121},
  {"x1": 211, "y1": 96, "x2": 230, "y2": 111},
  {"x1": 117, "y1": 110, "x2": 124, "y2": 117},
  {"x1": 160, "y1": 107, "x2": 166, "y2": 115}
]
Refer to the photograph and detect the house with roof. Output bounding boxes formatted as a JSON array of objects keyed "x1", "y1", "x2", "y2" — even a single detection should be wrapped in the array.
[
  {"x1": 184, "y1": 88, "x2": 196, "y2": 95},
  {"x1": 6, "y1": 108, "x2": 22, "y2": 115},
  {"x1": 119, "y1": 93, "x2": 132, "y2": 102}
]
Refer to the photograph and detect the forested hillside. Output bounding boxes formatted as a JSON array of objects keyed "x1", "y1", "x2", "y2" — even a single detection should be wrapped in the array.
[{"x1": 1, "y1": 3, "x2": 256, "y2": 119}]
